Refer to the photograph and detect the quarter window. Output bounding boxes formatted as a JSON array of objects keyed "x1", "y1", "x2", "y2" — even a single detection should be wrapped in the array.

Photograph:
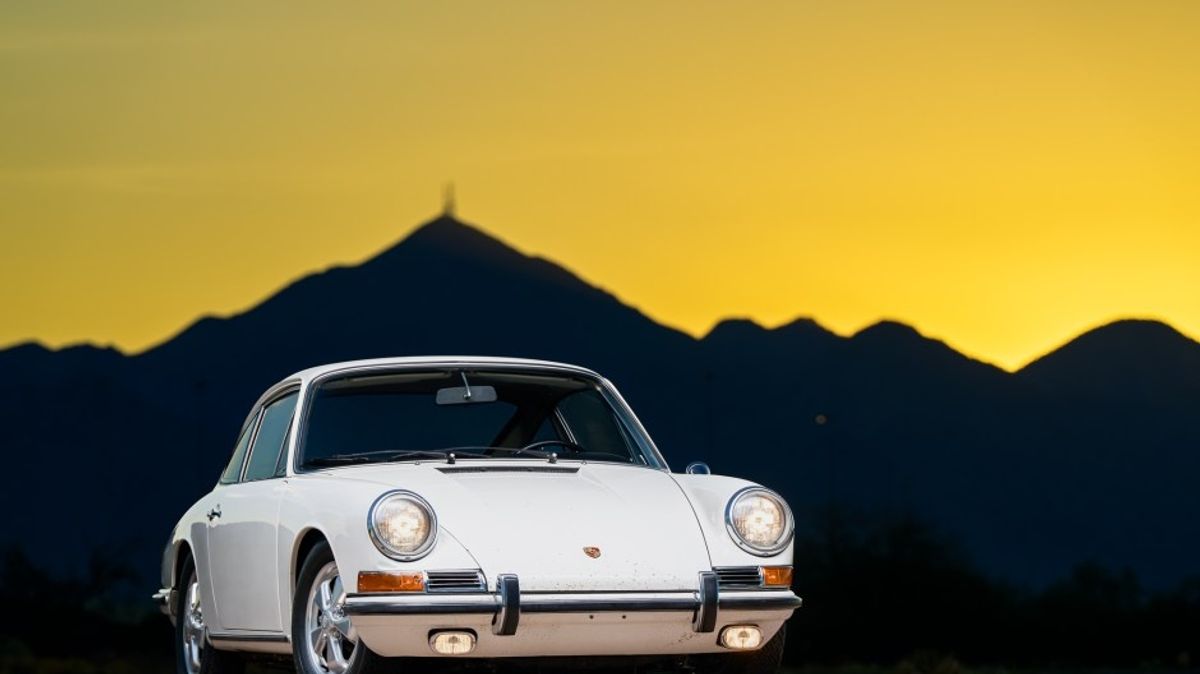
[
  {"x1": 243, "y1": 392, "x2": 299, "y2": 482},
  {"x1": 219, "y1": 417, "x2": 257, "y2": 485}
]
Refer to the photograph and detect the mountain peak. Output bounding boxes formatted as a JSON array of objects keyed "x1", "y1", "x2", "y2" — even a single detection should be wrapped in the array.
[
  {"x1": 775, "y1": 316, "x2": 835, "y2": 335},
  {"x1": 704, "y1": 317, "x2": 838, "y2": 343},
  {"x1": 408, "y1": 213, "x2": 479, "y2": 238},
  {"x1": 852, "y1": 319, "x2": 925, "y2": 343},
  {"x1": 700, "y1": 316, "x2": 843, "y2": 365},
  {"x1": 846, "y1": 319, "x2": 1006, "y2": 377},
  {"x1": 1073, "y1": 318, "x2": 1189, "y2": 344},
  {"x1": 703, "y1": 318, "x2": 766, "y2": 341},
  {"x1": 359, "y1": 214, "x2": 543, "y2": 280},
  {"x1": 392, "y1": 214, "x2": 512, "y2": 255},
  {"x1": 1023, "y1": 319, "x2": 1197, "y2": 369},
  {"x1": 1019, "y1": 319, "x2": 1200, "y2": 398}
]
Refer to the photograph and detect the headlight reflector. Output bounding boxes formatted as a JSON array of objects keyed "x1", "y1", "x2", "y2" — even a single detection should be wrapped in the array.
[
  {"x1": 726, "y1": 487, "x2": 793, "y2": 556},
  {"x1": 368, "y1": 491, "x2": 437, "y2": 560}
]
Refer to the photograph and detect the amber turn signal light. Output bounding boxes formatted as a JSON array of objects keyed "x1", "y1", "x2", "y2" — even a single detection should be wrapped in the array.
[
  {"x1": 358, "y1": 571, "x2": 425, "y2": 593},
  {"x1": 762, "y1": 566, "x2": 793, "y2": 588}
]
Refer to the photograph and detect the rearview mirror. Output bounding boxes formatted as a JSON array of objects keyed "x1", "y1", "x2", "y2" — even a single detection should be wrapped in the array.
[
  {"x1": 686, "y1": 462, "x2": 711, "y2": 475},
  {"x1": 436, "y1": 385, "x2": 498, "y2": 405}
]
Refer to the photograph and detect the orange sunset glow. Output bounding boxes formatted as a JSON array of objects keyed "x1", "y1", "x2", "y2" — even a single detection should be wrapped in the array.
[{"x1": 3, "y1": 1, "x2": 1199, "y2": 370}]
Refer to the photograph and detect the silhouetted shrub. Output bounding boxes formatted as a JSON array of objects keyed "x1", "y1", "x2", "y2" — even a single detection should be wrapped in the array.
[
  {"x1": 2, "y1": 525, "x2": 1198, "y2": 671},
  {"x1": 784, "y1": 505, "x2": 1200, "y2": 668}
]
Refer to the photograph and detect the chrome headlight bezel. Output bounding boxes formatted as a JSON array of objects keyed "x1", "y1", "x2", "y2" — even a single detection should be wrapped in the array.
[
  {"x1": 367, "y1": 490, "x2": 438, "y2": 561},
  {"x1": 724, "y1": 486, "x2": 794, "y2": 557}
]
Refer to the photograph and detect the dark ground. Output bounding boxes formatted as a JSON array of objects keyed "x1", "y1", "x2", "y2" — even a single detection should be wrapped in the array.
[{"x1": 2, "y1": 508, "x2": 1197, "y2": 674}]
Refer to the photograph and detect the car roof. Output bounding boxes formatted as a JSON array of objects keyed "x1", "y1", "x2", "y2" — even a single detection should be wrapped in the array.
[{"x1": 284, "y1": 356, "x2": 602, "y2": 385}]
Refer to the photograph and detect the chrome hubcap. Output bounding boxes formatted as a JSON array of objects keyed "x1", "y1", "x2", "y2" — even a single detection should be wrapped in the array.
[
  {"x1": 304, "y1": 562, "x2": 357, "y2": 673},
  {"x1": 182, "y1": 575, "x2": 205, "y2": 674}
]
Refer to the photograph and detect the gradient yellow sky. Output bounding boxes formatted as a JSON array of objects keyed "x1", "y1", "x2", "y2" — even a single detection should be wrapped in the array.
[{"x1": 3, "y1": 1, "x2": 1199, "y2": 370}]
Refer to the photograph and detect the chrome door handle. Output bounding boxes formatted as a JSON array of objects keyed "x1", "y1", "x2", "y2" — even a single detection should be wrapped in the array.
[{"x1": 207, "y1": 506, "x2": 222, "y2": 521}]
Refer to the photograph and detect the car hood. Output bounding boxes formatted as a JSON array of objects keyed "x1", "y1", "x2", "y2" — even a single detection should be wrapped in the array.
[{"x1": 339, "y1": 461, "x2": 713, "y2": 591}]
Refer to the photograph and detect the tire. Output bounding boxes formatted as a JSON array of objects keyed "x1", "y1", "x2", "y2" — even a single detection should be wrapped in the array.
[
  {"x1": 175, "y1": 556, "x2": 245, "y2": 674},
  {"x1": 692, "y1": 623, "x2": 786, "y2": 674},
  {"x1": 292, "y1": 541, "x2": 388, "y2": 674}
]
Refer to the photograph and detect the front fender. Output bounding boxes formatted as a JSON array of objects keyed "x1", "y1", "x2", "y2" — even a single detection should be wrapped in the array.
[
  {"x1": 277, "y1": 475, "x2": 483, "y2": 638},
  {"x1": 671, "y1": 474, "x2": 795, "y2": 567}
]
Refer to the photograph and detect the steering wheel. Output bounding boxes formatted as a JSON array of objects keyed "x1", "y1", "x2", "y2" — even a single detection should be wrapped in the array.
[{"x1": 521, "y1": 439, "x2": 586, "y2": 454}]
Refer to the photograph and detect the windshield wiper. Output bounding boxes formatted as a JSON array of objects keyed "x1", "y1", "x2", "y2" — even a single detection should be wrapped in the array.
[
  {"x1": 433, "y1": 445, "x2": 555, "y2": 459},
  {"x1": 487, "y1": 446, "x2": 553, "y2": 459},
  {"x1": 380, "y1": 449, "x2": 489, "y2": 462},
  {"x1": 303, "y1": 454, "x2": 379, "y2": 467},
  {"x1": 304, "y1": 449, "x2": 489, "y2": 468}
]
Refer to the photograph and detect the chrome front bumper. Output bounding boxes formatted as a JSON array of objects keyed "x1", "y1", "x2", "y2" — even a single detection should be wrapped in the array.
[{"x1": 343, "y1": 572, "x2": 803, "y2": 637}]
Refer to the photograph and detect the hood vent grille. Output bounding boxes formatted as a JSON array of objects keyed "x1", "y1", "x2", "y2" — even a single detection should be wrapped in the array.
[
  {"x1": 426, "y1": 569, "x2": 487, "y2": 593},
  {"x1": 437, "y1": 466, "x2": 580, "y2": 475},
  {"x1": 714, "y1": 567, "x2": 764, "y2": 589}
]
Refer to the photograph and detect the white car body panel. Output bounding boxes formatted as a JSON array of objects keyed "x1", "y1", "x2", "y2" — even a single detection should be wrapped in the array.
[
  {"x1": 160, "y1": 356, "x2": 801, "y2": 660},
  {"x1": 351, "y1": 605, "x2": 794, "y2": 658},
  {"x1": 671, "y1": 474, "x2": 794, "y2": 568},
  {"x1": 314, "y1": 462, "x2": 713, "y2": 592},
  {"x1": 207, "y1": 480, "x2": 286, "y2": 632}
]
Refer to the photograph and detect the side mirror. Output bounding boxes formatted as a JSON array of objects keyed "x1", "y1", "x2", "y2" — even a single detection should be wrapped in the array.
[{"x1": 685, "y1": 462, "x2": 711, "y2": 475}]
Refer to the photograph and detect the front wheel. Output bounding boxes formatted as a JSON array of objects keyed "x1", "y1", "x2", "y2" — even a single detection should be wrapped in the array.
[
  {"x1": 691, "y1": 623, "x2": 787, "y2": 674},
  {"x1": 175, "y1": 557, "x2": 244, "y2": 674},
  {"x1": 292, "y1": 541, "x2": 387, "y2": 674}
]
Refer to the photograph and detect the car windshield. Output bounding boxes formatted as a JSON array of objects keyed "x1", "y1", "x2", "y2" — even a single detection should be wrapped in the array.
[{"x1": 299, "y1": 369, "x2": 655, "y2": 469}]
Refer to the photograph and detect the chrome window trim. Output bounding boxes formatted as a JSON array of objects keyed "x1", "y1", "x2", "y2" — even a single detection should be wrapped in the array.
[
  {"x1": 240, "y1": 386, "x2": 301, "y2": 484},
  {"x1": 597, "y1": 376, "x2": 670, "y2": 470},
  {"x1": 553, "y1": 408, "x2": 578, "y2": 445},
  {"x1": 724, "y1": 486, "x2": 795, "y2": 557},
  {"x1": 218, "y1": 378, "x2": 301, "y2": 486},
  {"x1": 218, "y1": 409, "x2": 261, "y2": 486}
]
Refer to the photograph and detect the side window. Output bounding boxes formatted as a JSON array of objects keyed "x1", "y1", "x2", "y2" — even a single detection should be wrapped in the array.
[
  {"x1": 274, "y1": 427, "x2": 294, "y2": 477},
  {"x1": 219, "y1": 416, "x2": 258, "y2": 485},
  {"x1": 557, "y1": 389, "x2": 638, "y2": 461},
  {"x1": 243, "y1": 392, "x2": 299, "y2": 482},
  {"x1": 530, "y1": 413, "x2": 561, "y2": 444}
]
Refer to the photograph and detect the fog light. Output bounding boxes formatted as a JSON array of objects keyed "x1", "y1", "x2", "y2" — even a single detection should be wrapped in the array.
[
  {"x1": 719, "y1": 625, "x2": 764, "y2": 650},
  {"x1": 429, "y1": 630, "x2": 476, "y2": 655}
]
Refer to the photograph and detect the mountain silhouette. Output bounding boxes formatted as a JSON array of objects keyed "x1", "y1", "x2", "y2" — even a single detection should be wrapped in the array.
[
  {"x1": 1020, "y1": 319, "x2": 1200, "y2": 400},
  {"x1": 2, "y1": 215, "x2": 1198, "y2": 589}
]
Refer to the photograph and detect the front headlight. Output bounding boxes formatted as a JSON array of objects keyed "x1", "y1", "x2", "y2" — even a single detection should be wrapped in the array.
[
  {"x1": 726, "y1": 487, "x2": 794, "y2": 556},
  {"x1": 368, "y1": 491, "x2": 437, "y2": 561}
]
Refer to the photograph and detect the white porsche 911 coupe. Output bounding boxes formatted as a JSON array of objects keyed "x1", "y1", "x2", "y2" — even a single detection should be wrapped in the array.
[{"x1": 157, "y1": 357, "x2": 801, "y2": 674}]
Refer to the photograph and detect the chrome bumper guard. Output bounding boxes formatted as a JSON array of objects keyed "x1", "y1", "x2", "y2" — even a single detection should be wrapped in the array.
[
  {"x1": 153, "y1": 588, "x2": 176, "y2": 619},
  {"x1": 343, "y1": 571, "x2": 802, "y2": 637}
]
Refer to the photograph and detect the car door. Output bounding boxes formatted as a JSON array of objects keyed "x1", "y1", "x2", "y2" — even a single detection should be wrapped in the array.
[
  {"x1": 191, "y1": 409, "x2": 259, "y2": 628},
  {"x1": 207, "y1": 389, "x2": 299, "y2": 633}
]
